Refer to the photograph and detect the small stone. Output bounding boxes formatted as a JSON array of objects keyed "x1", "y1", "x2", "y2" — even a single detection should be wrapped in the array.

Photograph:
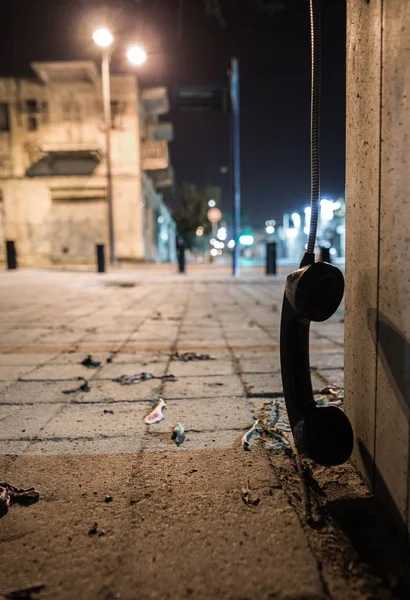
[{"x1": 88, "y1": 523, "x2": 98, "y2": 535}]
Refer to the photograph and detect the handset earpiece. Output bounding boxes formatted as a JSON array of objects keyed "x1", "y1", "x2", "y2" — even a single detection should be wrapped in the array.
[{"x1": 280, "y1": 254, "x2": 353, "y2": 466}]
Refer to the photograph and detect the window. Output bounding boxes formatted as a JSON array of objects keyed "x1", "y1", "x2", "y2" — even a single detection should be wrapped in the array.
[
  {"x1": 0, "y1": 103, "x2": 10, "y2": 132},
  {"x1": 110, "y1": 100, "x2": 126, "y2": 129},
  {"x1": 110, "y1": 100, "x2": 119, "y2": 129},
  {"x1": 25, "y1": 99, "x2": 48, "y2": 131}
]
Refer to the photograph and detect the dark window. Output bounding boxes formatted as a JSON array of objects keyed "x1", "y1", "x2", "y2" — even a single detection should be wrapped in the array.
[
  {"x1": 25, "y1": 99, "x2": 48, "y2": 130},
  {"x1": 26, "y1": 99, "x2": 39, "y2": 113},
  {"x1": 0, "y1": 103, "x2": 10, "y2": 132},
  {"x1": 27, "y1": 116, "x2": 37, "y2": 131},
  {"x1": 110, "y1": 100, "x2": 119, "y2": 129},
  {"x1": 110, "y1": 100, "x2": 126, "y2": 129}
]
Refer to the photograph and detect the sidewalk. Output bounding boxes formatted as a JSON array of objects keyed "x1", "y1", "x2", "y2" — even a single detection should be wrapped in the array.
[{"x1": 0, "y1": 268, "x2": 407, "y2": 600}]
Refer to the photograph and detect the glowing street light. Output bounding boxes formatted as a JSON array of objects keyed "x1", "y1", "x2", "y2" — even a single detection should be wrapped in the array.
[
  {"x1": 127, "y1": 45, "x2": 147, "y2": 66},
  {"x1": 217, "y1": 227, "x2": 227, "y2": 241},
  {"x1": 93, "y1": 28, "x2": 147, "y2": 265},
  {"x1": 208, "y1": 199, "x2": 216, "y2": 208},
  {"x1": 93, "y1": 28, "x2": 113, "y2": 48},
  {"x1": 265, "y1": 225, "x2": 275, "y2": 234},
  {"x1": 239, "y1": 234, "x2": 254, "y2": 246},
  {"x1": 291, "y1": 212, "x2": 301, "y2": 229}
]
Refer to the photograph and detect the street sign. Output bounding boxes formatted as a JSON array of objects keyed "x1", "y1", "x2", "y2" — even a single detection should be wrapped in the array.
[{"x1": 207, "y1": 208, "x2": 222, "y2": 223}]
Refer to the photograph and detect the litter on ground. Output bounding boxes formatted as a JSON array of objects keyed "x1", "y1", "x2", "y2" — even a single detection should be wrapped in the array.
[
  {"x1": 0, "y1": 482, "x2": 40, "y2": 519},
  {"x1": 171, "y1": 423, "x2": 185, "y2": 446},
  {"x1": 81, "y1": 355, "x2": 101, "y2": 369},
  {"x1": 171, "y1": 352, "x2": 215, "y2": 362},
  {"x1": 63, "y1": 379, "x2": 91, "y2": 394},
  {"x1": 144, "y1": 398, "x2": 166, "y2": 424},
  {"x1": 241, "y1": 420, "x2": 259, "y2": 451}
]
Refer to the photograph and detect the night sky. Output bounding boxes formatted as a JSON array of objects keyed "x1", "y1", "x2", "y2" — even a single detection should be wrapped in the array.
[{"x1": 1, "y1": 0, "x2": 346, "y2": 226}]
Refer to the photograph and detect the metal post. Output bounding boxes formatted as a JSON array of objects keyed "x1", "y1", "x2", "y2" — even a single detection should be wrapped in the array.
[
  {"x1": 6, "y1": 241, "x2": 17, "y2": 270},
  {"x1": 320, "y1": 246, "x2": 331, "y2": 263},
  {"x1": 266, "y1": 242, "x2": 277, "y2": 276},
  {"x1": 177, "y1": 239, "x2": 185, "y2": 274},
  {"x1": 101, "y1": 49, "x2": 116, "y2": 265},
  {"x1": 96, "y1": 244, "x2": 106, "y2": 273},
  {"x1": 230, "y1": 57, "x2": 241, "y2": 277}
]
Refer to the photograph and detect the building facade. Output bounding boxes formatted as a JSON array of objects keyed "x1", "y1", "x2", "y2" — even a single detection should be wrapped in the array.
[{"x1": 0, "y1": 61, "x2": 175, "y2": 267}]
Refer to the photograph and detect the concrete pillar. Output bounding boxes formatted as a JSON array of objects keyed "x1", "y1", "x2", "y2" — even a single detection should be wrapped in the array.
[{"x1": 345, "y1": 0, "x2": 410, "y2": 536}]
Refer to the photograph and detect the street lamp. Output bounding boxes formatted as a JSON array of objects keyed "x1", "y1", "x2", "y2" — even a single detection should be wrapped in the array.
[
  {"x1": 127, "y1": 46, "x2": 147, "y2": 66},
  {"x1": 93, "y1": 28, "x2": 147, "y2": 265}
]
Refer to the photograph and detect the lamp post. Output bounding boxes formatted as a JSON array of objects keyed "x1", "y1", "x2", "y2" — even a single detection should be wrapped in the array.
[{"x1": 93, "y1": 28, "x2": 147, "y2": 266}]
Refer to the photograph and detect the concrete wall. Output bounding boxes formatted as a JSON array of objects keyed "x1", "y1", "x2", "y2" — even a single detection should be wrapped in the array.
[{"x1": 345, "y1": 0, "x2": 410, "y2": 537}]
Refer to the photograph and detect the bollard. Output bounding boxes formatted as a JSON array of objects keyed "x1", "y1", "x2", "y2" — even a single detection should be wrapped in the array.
[
  {"x1": 319, "y1": 246, "x2": 331, "y2": 263},
  {"x1": 96, "y1": 244, "x2": 105, "y2": 273},
  {"x1": 266, "y1": 242, "x2": 277, "y2": 275},
  {"x1": 177, "y1": 241, "x2": 185, "y2": 274},
  {"x1": 6, "y1": 241, "x2": 17, "y2": 270}
]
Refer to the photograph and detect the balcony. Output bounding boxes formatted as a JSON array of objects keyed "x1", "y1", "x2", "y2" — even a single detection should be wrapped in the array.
[
  {"x1": 148, "y1": 165, "x2": 174, "y2": 190},
  {"x1": 31, "y1": 61, "x2": 100, "y2": 85},
  {"x1": 142, "y1": 140, "x2": 169, "y2": 171}
]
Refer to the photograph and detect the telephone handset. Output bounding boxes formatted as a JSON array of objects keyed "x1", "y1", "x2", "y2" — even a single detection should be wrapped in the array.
[{"x1": 280, "y1": 252, "x2": 353, "y2": 466}]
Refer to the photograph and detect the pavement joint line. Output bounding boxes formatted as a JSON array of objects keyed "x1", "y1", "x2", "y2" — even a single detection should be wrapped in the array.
[
  {"x1": 20, "y1": 402, "x2": 66, "y2": 456},
  {"x1": 2, "y1": 300, "x2": 111, "y2": 355},
  {"x1": 210, "y1": 290, "x2": 256, "y2": 418},
  {"x1": 147, "y1": 426, "x2": 248, "y2": 436},
  {"x1": 0, "y1": 394, "x2": 250, "y2": 406},
  {"x1": 225, "y1": 285, "x2": 281, "y2": 344}
]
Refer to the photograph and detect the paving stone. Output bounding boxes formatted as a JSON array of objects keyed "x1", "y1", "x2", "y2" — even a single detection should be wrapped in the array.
[
  {"x1": 242, "y1": 373, "x2": 284, "y2": 396},
  {"x1": 316, "y1": 368, "x2": 344, "y2": 388},
  {"x1": 309, "y1": 352, "x2": 344, "y2": 370},
  {"x1": 112, "y1": 352, "x2": 169, "y2": 364},
  {"x1": 149, "y1": 396, "x2": 252, "y2": 434},
  {"x1": 143, "y1": 429, "x2": 242, "y2": 451},
  {"x1": 121, "y1": 342, "x2": 175, "y2": 353},
  {"x1": 20, "y1": 364, "x2": 94, "y2": 381},
  {"x1": 163, "y1": 375, "x2": 244, "y2": 399},
  {"x1": 0, "y1": 381, "x2": 79, "y2": 404},
  {"x1": 176, "y1": 341, "x2": 230, "y2": 352},
  {"x1": 0, "y1": 354, "x2": 57, "y2": 366},
  {"x1": 0, "y1": 365, "x2": 37, "y2": 380},
  {"x1": 0, "y1": 381, "x2": 10, "y2": 393},
  {"x1": 0, "y1": 404, "x2": 60, "y2": 440},
  {"x1": 40, "y1": 401, "x2": 148, "y2": 439},
  {"x1": 95, "y1": 362, "x2": 168, "y2": 380},
  {"x1": 169, "y1": 359, "x2": 234, "y2": 377},
  {"x1": 0, "y1": 439, "x2": 31, "y2": 455},
  {"x1": 72, "y1": 380, "x2": 162, "y2": 403},
  {"x1": 238, "y1": 355, "x2": 281, "y2": 374},
  {"x1": 242, "y1": 372, "x2": 329, "y2": 397}
]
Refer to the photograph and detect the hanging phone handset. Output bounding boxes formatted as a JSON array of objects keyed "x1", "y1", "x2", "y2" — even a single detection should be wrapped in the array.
[{"x1": 279, "y1": 0, "x2": 353, "y2": 466}]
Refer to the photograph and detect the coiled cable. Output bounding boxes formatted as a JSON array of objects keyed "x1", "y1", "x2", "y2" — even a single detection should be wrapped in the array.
[{"x1": 307, "y1": 0, "x2": 321, "y2": 254}]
